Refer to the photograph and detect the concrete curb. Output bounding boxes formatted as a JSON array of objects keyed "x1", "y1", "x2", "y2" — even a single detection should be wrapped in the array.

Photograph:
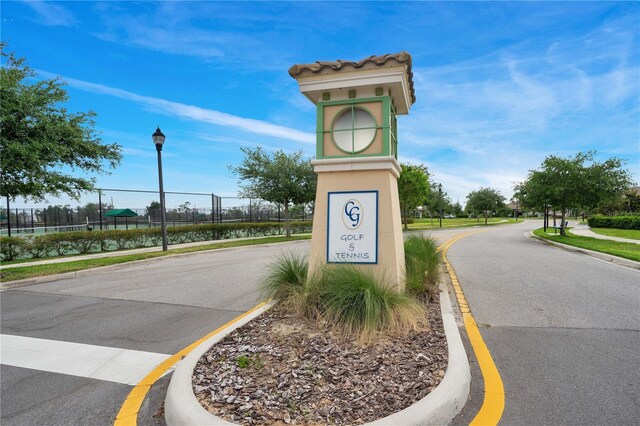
[
  {"x1": 164, "y1": 286, "x2": 471, "y2": 426},
  {"x1": 165, "y1": 302, "x2": 275, "y2": 426},
  {"x1": 367, "y1": 285, "x2": 471, "y2": 426},
  {"x1": 528, "y1": 230, "x2": 640, "y2": 270}
]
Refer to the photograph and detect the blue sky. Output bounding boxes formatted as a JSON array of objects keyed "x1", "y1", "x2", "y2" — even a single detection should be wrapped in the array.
[{"x1": 2, "y1": 1, "x2": 639, "y2": 209}]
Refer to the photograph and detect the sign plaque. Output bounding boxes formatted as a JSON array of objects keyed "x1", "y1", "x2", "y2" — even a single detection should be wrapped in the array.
[{"x1": 327, "y1": 191, "x2": 378, "y2": 264}]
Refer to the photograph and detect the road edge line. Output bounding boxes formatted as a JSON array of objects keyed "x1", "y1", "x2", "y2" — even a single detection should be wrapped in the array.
[
  {"x1": 113, "y1": 300, "x2": 271, "y2": 426},
  {"x1": 441, "y1": 232, "x2": 505, "y2": 425}
]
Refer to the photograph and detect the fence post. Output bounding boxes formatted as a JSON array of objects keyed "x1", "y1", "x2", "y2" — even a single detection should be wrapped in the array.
[
  {"x1": 43, "y1": 209, "x2": 47, "y2": 233},
  {"x1": 31, "y1": 208, "x2": 35, "y2": 233},
  {"x1": 5, "y1": 196, "x2": 10, "y2": 237},
  {"x1": 211, "y1": 193, "x2": 216, "y2": 223},
  {"x1": 98, "y1": 190, "x2": 103, "y2": 231},
  {"x1": 15, "y1": 208, "x2": 19, "y2": 234},
  {"x1": 249, "y1": 199, "x2": 253, "y2": 222}
]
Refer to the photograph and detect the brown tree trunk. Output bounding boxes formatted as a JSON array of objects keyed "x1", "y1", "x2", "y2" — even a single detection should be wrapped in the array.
[
  {"x1": 560, "y1": 209, "x2": 566, "y2": 236},
  {"x1": 403, "y1": 209, "x2": 408, "y2": 230},
  {"x1": 484, "y1": 210, "x2": 488, "y2": 225}
]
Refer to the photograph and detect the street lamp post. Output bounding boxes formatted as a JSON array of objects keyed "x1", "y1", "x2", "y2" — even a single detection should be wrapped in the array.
[
  {"x1": 152, "y1": 127, "x2": 168, "y2": 251},
  {"x1": 438, "y1": 183, "x2": 443, "y2": 228}
]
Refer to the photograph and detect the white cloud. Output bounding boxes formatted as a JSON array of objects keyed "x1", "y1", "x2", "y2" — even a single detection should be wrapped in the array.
[
  {"x1": 90, "y1": 2, "x2": 292, "y2": 70},
  {"x1": 20, "y1": 0, "x2": 76, "y2": 26},
  {"x1": 40, "y1": 71, "x2": 315, "y2": 145}
]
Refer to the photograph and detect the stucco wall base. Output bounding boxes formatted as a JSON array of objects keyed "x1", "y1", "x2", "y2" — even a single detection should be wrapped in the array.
[{"x1": 309, "y1": 158, "x2": 405, "y2": 291}]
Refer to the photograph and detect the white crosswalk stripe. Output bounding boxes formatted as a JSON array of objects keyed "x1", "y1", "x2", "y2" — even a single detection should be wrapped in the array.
[{"x1": 0, "y1": 334, "x2": 171, "y2": 385}]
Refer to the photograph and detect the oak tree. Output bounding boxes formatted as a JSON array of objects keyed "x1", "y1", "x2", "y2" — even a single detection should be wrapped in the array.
[
  {"x1": 0, "y1": 45, "x2": 122, "y2": 202},
  {"x1": 397, "y1": 163, "x2": 431, "y2": 229},
  {"x1": 465, "y1": 187, "x2": 506, "y2": 225},
  {"x1": 230, "y1": 147, "x2": 316, "y2": 237},
  {"x1": 514, "y1": 152, "x2": 633, "y2": 235}
]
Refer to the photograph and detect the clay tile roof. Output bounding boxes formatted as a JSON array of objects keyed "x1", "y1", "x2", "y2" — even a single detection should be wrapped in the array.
[{"x1": 289, "y1": 52, "x2": 416, "y2": 104}]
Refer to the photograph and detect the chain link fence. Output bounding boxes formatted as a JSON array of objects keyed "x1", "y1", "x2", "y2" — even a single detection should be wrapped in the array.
[{"x1": 1, "y1": 188, "x2": 313, "y2": 236}]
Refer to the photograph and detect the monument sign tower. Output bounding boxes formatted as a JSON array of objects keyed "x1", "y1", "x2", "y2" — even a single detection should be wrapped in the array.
[{"x1": 289, "y1": 52, "x2": 416, "y2": 291}]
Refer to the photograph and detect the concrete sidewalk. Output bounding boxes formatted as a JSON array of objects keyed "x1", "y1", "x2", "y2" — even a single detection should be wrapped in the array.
[
  {"x1": 0, "y1": 235, "x2": 309, "y2": 270},
  {"x1": 569, "y1": 223, "x2": 639, "y2": 244}
]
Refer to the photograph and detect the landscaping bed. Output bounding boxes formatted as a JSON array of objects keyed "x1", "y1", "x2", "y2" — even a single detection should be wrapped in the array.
[{"x1": 192, "y1": 300, "x2": 447, "y2": 425}]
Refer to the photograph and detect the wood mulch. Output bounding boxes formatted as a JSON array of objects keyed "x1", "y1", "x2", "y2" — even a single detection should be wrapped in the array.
[{"x1": 193, "y1": 299, "x2": 447, "y2": 425}]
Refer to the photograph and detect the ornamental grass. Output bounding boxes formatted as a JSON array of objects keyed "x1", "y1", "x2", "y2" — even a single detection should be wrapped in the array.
[
  {"x1": 313, "y1": 265, "x2": 425, "y2": 341},
  {"x1": 261, "y1": 237, "x2": 443, "y2": 341},
  {"x1": 404, "y1": 235, "x2": 441, "y2": 300}
]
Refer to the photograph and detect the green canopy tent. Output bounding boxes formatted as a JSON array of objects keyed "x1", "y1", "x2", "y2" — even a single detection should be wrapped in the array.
[{"x1": 104, "y1": 209, "x2": 138, "y2": 230}]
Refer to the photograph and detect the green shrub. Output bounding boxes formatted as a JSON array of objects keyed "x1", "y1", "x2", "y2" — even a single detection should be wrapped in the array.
[
  {"x1": 24, "y1": 236, "x2": 52, "y2": 259},
  {"x1": 588, "y1": 215, "x2": 640, "y2": 230},
  {"x1": 45, "y1": 232, "x2": 76, "y2": 256},
  {"x1": 2, "y1": 221, "x2": 313, "y2": 261},
  {"x1": 145, "y1": 228, "x2": 163, "y2": 246},
  {"x1": 130, "y1": 228, "x2": 155, "y2": 248},
  {"x1": 0, "y1": 237, "x2": 27, "y2": 261},
  {"x1": 404, "y1": 235, "x2": 441, "y2": 300},
  {"x1": 66, "y1": 231, "x2": 103, "y2": 254},
  {"x1": 259, "y1": 252, "x2": 308, "y2": 310},
  {"x1": 106, "y1": 230, "x2": 132, "y2": 250},
  {"x1": 314, "y1": 265, "x2": 425, "y2": 341}
]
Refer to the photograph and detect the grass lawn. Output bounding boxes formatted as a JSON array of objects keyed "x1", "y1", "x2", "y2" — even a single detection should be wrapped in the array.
[
  {"x1": 0, "y1": 235, "x2": 311, "y2": 283},
  {"x1": 589, "y1": 228, "x2": 640, "y2": 241},
  {"x1": 532, "y1": 228, "x2": 640, "y2": 263},
  {"x1": 408, "y1": 217, "x2": 517, "y2": 230}
]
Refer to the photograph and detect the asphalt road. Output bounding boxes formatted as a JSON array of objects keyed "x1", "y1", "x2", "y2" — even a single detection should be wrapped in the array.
[
  {"x1": 449, "y1": 221, "x2": 640, "y2": 425},
  {"x1": 4, "y1": 222, "x2": 636, "y2": 425},
  {"x1": 1, "y1": 228, "x2": 472, "y2": 426},
  {"x1": 1, "y1": 240, "x2": 312, "y2": 425}
]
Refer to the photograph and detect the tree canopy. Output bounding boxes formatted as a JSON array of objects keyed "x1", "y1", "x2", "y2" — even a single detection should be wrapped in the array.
[
  {"x1": 0, "y1": 45, "x2": 122, "y2": 201},
  {"x1": 397, "y1": 163, "x2": 431, "y2": 229},
  {"x1": 229, "y1": 146, "x2": 316, "y2": 237},
  {"x1": 514, "y1": 151, "x2": 633, "y2": 234},
  {"x1": 465, "y1": 187, "x2": 506, "y2": 224}
]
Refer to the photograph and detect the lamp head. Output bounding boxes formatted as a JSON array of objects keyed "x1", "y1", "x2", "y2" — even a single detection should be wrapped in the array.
[{"x1": 152, "y1": 127, "x2": 166, "y2": 149}]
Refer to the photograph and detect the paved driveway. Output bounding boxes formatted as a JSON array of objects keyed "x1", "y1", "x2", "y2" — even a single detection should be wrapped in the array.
[{"x1": 450, "y1": 221, "x2": 639, "y2": 425}]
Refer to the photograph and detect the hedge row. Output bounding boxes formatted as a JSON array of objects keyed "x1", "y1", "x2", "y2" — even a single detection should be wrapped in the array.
[
  {"x1": 0, "y1": 221, "x2": 312, "y2": 261},
  {"x1": 587, "y1": 215, "x2": 640, "y2": 230}
]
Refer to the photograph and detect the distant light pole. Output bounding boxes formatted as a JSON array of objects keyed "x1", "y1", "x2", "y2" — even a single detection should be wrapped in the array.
[
  {"x1": 438, "y1": 183, "x2": 443, "y2": 228},
  {"x1": 153, "y1": 127, "x2": 168, "y2": 251}
]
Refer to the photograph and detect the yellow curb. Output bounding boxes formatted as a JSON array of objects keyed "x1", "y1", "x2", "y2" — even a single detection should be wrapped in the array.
[
  {"x1": 441, "y1": 231, "x2": 505, "y2": 426},
  {"x1": 113, "y1": 300, "x2": 269, "y2": 425}
]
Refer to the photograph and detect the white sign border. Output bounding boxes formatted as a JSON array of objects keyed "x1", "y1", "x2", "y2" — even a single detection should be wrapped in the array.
[{"x1": 326, "y1": 190, "x2": 379, "y2": 264}]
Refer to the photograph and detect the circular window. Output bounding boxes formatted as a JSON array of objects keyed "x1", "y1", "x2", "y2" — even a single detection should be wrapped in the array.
[{"x1": 331, "y1": 107, "x2": 377, "y2": 153}]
